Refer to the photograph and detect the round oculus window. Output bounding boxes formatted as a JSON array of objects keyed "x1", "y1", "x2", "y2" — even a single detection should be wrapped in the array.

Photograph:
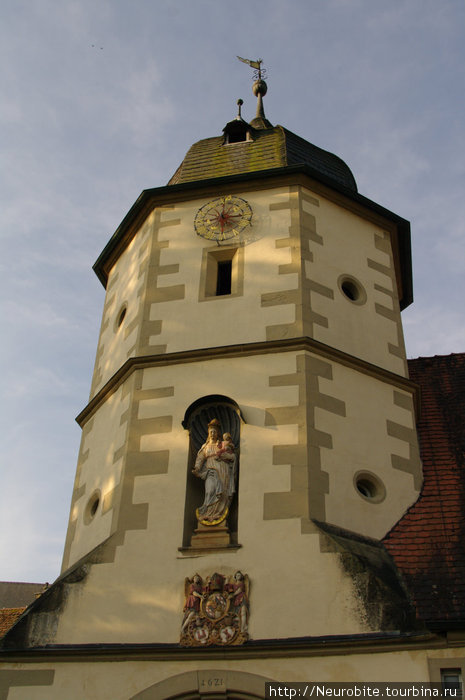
[
  {"x1": 338, "y1": 275, "x2": 367, "y2": 305},
  {"x1": 353, "y1": 471, "x2": 386, "y2": 503},
  {"x1": 114, "y1": 304, "x2": 128, "y2": 332},
  {"x1": 84, "y1": 490, "x2": 101, "y2": 524}
]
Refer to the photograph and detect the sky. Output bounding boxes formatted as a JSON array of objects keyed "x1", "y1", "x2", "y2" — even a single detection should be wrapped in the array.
[{"x1": 1, "y1": 0, "x2": 464, "y2": 584}]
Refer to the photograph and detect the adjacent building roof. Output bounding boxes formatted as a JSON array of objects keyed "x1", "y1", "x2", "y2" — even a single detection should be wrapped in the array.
[
  {"x1": 0, "y1": 608, "x2": 25, "y2": 638},
  {"x1": 168, "y1": 124, "x2": 358, "y2": 192},
  {"x1": 0, "y1": 582, "x2": 47, "y2": 639},
  {"x1": 0, "y1": 582, "x2": 46, "y2": 609},
  {"x1": 384, "y1": 353, "x2": 465, "y2": 627}
]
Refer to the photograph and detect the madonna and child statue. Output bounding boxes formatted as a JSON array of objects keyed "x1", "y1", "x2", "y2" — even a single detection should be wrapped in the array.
[{"x1": 190, "y1": 418, "x2": 237, "y2": 548}]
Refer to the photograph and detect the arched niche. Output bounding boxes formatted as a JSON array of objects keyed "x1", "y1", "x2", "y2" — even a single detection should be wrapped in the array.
[
  {"x1": 130, "y1": 669, "x2": 271, "y2": 700},
  {"x1": 181, "y1": 395, "x2": 243, "y2": 549}
]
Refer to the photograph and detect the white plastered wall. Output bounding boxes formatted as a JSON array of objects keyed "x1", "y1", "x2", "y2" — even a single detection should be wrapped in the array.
[
  {"x1": 67, "y1": 384, "x2": 130, "y2": 565},
  {"x1": 90, "y1": 215, "x2": 153, "y2": 397},
  {"x1": 2, "y1": 647, "x2": 463, "y2": 699},
  {"x1": 302, "y1": 191, "x2": 407, "y2": 376},
  {"x1": 55, "y1": 352, "x2": 366, "y2": 645},
  {"x1": 316, "y1": 361, "x2": 420, "y2": 538},
  {"x1": 148, "y1": 188, "x2": 297, "y2": 354}
]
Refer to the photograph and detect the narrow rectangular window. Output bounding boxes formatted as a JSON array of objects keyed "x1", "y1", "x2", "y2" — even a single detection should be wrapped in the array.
[
  {"x1": 199, "y1": 246, "x2": 244, "y2": 302},
  {"x1": 428, "y1": 659, "x2": 465, "y2": 695},
  {"x1": 216, "y1": 260, "x2": 232, "y2": 296},
  {"x1": 441, "y1": 670, "x2": 463, "y2": 697}
]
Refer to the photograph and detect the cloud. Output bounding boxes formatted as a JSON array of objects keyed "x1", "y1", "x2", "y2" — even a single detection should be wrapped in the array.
[
  {"x1": 99, "y1": 58, "x2": 176, "y2": 147},
  {"x1": 404, "y1": 304, "x2": 465, "y2": 359},
  {"x1": 4, "y1": 365, "x2": 72, "y2": 401},
  {"x1": 0, "y1": 491, "x2": 66, "y2": 581},
  {"x1": 2, "y1": 298, "x2": 72, "y2": 329},
  {"x1": 357, "y1": 119, "x2": 430, "y2": 192}
]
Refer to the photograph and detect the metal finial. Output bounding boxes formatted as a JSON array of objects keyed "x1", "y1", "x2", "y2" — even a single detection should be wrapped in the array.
[
  {"x1": 236, "y1": 56, "x2": 271, "y2": 129},
  {"x1": 237, "y1": 98, "x2": 243, "y2": 119},
  {"x1": 237, "y1": 55, "x2": 267, "y2": 81}
]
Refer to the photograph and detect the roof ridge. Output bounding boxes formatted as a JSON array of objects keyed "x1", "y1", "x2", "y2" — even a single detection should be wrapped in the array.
[
  {"x1": 409, "y1": 352, "x2": 465, "y2": 361},
  {"x1": 0, "y1": 581, "x2": 45, "y2": 586}
]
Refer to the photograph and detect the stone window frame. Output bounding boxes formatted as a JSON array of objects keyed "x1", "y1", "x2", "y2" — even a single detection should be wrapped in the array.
[
  {"x1": 198, "y1": 245, "x2": 244, "y2": 302},
  {"x1": 428, "y1": 657, "x2": 465, "y2": 693}
]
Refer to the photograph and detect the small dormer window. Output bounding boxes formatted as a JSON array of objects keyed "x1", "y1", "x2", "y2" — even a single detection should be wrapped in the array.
[
  {"x1": 222, "y1": 99, "x2": 253, "y2": 144},
  {"x1": 223, "y1": 121, "x2": 252, "y2": 144}
]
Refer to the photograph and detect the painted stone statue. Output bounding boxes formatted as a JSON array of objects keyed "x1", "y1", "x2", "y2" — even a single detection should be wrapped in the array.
[
  {"x1": 180, "y1": 572, "x2": 250, "y2": 646},
  {"x1": 226, "y1": 570, "x2": 249, "y2": 635},
  {"x1": 180, "y1": 574, "x2": 204, "y2": 635},
  {"x1": 192, "y1": 419, "x2": 237, "y2": 526}
]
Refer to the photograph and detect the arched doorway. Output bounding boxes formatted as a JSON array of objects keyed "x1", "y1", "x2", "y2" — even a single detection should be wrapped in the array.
[{"x1": 130, "y1": 669, "x2": 271, "y2": 699}]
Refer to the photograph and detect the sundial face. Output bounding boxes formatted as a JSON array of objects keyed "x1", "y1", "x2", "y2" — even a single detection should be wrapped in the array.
[{"x1": 194, "y1": 195, "x2": 253, "y2": 244}]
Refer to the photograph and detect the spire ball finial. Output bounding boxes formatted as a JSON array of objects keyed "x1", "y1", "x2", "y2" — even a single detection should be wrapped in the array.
[
  {"x1": 237, "y1": 55, "x2": 272, "y2": 129},
  {"x1": 236, "y1": 98, "x2": 243, "y2": 119},
  {"x1": 252, "y1": 79, "x2": 267, "y2": 97}
]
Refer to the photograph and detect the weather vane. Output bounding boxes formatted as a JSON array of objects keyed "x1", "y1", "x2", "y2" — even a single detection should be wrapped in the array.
[
  {"x1": 236, "y1": 56, "x2": 271, "y2": 128},
  {"x1": 237, "y1": 56, "x2": 267, "y2": 81}
]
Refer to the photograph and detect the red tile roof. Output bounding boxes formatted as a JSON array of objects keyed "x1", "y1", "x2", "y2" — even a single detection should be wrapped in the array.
[
  {"x1": 0, "y1": 608, "x2": 26, "y2": 637},
  {"x1": 384, "y1": 353, "x2": 465, "y2": 626}
]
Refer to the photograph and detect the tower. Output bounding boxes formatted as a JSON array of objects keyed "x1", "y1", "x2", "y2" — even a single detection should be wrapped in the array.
[{"x1": 3, "y1": 62, "x2": 443, "y2": 699}]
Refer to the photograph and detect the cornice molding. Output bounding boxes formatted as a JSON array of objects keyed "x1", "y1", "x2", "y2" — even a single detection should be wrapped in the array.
[
  {"x1": 0, "y1": 631, "x2": 443, "y2": 663},
  {"x1": 76, "y1": 337, "x2": 420, "y2": 427}
]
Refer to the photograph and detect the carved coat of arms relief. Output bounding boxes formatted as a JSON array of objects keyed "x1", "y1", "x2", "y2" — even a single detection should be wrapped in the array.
[{"x1": 180, "y1": 571, "x2": 249, "y2": 646}]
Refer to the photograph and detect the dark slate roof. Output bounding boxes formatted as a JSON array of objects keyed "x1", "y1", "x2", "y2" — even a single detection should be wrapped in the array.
[
  {"x1": 0, "y1": 581, "x2": 46, "y2": 608},
  {"x1": 314, "y1": 521, "x2": 416, "y2": 632},
  {"x1": 384, "y1": 353, "x2": 465, "y2": 627},
  {"x1": 168, "y1": 125, "x2": 357, "y2": 192}
]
